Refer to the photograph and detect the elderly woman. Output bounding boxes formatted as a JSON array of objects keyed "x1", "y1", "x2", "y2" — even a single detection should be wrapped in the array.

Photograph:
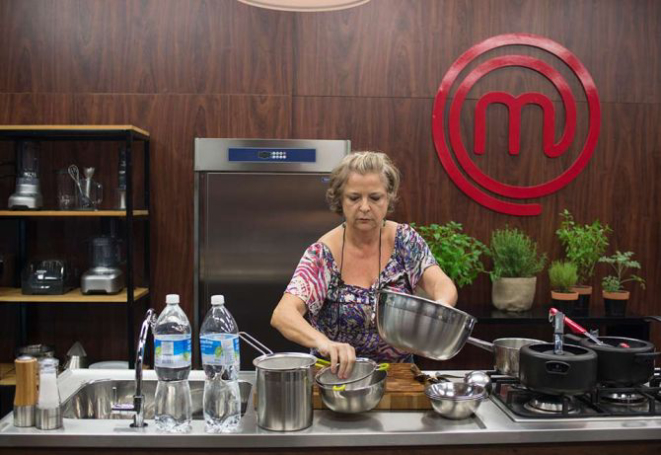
[{"x1": 271, "y1": 152, "x2": 457, "y2": 378}]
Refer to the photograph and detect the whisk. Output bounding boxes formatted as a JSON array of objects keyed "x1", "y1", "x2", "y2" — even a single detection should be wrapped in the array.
[{"x1": 68, "y1": 164, "x2": 91, "y2": 208}]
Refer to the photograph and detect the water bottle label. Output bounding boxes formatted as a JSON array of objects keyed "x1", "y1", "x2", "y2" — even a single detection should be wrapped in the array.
[
  {"x1": 154, "y1": 334, "x2": 192, "y2": 368},
  {"x1": 200, "y1": 334, "x2": 239, "y2": 366}
]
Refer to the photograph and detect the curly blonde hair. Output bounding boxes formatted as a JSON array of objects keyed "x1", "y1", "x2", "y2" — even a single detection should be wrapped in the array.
[{"x1": 326, "y1": 151, "x2": 401, "y2": 215}]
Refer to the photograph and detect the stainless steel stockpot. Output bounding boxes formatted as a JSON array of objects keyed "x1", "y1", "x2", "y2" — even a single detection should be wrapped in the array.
[
  {"x1": 376, "y1": 290, "x2": 476, "y2": 361},
  {"x1": 253, "y1": 352, "x2": 317, "y2": 431}
]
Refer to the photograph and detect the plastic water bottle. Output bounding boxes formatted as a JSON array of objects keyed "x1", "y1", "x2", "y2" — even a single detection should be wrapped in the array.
[
  {"x1": 153, "y1": 294, "x2": 192, "y2": 433},
  {"x1": 200, "y1": 294, "x2": 241, "y2": 433}
]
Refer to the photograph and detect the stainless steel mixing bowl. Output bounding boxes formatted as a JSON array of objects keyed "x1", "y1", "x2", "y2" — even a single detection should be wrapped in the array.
[
  {"x1": 376, "y1": 290, "x2": 476, "y2": 360},
  {"x1": 317, "y1": 369, "x2": 387, "y2": 413},
  {"x1": 425, "y1": 382, "x2": 487, "y2": 419}
]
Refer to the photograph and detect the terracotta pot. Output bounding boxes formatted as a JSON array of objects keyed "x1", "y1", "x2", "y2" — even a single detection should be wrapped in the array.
[
  {"x1": 492, "y1": 277, "x2": 537, "y2": 312},
  {"x1": 551, "y1": 290, "x2": 579, "y2": 316},
  {"x1": 570, "y1": 285, "x2": 592, "y2": 313},
  {"x1": 602, "y1": 290, "x2": 630, "y2": 316}
]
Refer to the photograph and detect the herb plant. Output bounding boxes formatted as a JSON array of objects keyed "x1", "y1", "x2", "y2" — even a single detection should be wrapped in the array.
[
  {"x1": 488, "y1": 227, "x2": 547, "y2": 281},
  {"x1": 548, "y1": 261, "x2": 578, "y2": 293},
  {"x1": 599, "y1": 251, "x2": 646, "y2": 292},
  {"x1": 555, "y1": 209, "x2": 612, "y2": 285},
  {"x1": 414, "y1": 221, "x2": 488, "y2": 288}
]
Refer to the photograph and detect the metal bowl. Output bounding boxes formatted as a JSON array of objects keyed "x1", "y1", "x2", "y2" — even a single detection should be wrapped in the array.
[
  {"x1": 317, "y1": 369, "x2": 387, "y2": 413},
  {"x1": 425, "y1": 382, "x2": 487, "y2": 419},
  {"x1": 376, "y1": 290, "x2": 476, "y2": 360}
]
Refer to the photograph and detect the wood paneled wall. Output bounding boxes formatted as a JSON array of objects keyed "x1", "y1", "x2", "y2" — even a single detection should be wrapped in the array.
[{"x1": 0, "y1": 0, "x2": 659, "y2": 367}]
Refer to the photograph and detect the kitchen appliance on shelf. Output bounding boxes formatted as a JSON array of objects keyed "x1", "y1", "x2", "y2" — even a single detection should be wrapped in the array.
[
  {"x1": 21, "y1": 259, "x2": 76, "y2": 295},
  {"x1": 81, "y1": 236, "x2": 124, "y2": 294},
  {"x1": 194, "y1": 138, "x2": 349, "y2": 369},
  {"x1": 8, "y1": 141, "x2": 43, "y2": 209}
]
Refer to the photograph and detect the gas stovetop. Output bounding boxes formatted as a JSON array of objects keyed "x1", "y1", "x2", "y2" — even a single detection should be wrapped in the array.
[{"x1": 490, "y1": 368, "x2": 661, "y2": 423}]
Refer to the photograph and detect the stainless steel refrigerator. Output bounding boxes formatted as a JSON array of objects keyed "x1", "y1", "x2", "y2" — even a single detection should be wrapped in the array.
[{"x1": 194, "y1": 139, "x2": 349, "y2": 369}]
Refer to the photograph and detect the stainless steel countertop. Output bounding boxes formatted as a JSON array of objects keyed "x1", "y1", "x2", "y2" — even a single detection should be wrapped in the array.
[{"x1": 1, "y1": 368, "x2": 660, "y2": 448}]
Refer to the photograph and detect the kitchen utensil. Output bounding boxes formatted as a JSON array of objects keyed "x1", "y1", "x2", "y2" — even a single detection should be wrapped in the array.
[
  {"x1": 466, "y1": 336, "x2": 543, "y2": 376},
  {"x1": 565, "y1": 334, "x2": 659, "y2": 387},
  {"x1": 463, "y1": 370, "x2": 492, "y2": 395},
  {"x1": 81, "y1": 236, "x2": 124, "y2": 294},
  {"x1": 410, "y1": 364, "x2": 440, "y2": 384},
  {"x1": 56, "y1": 169, "x2": 77, "y2": 210},
  {"x1": 425, "y1": 382, "x2": 487, "y2": 419},
  {"x1": 548, "y1": 308, "x2": 606, "y2": 345},
  {"x1": 8, "y1": 141, "x2": 42, "y2": 209},
  {"x1": 313, "y1": 363, "x2": 431, "y2": 411},
  {"x1": 316, "y1": 358, "x2": 389, "y2": 389},
  {"x1": 240, "y1": 331, "x2": 317, "y2": 431},
  {"x1": 519, "y1": 343, "x2": 598, "y2": 396},
  {"x1": 36, "y1": 358, "x2": 62, "y2": 430},
  {"x1": 63, "y1": 342, "x2": 88, "y2": 370},
  {"x1": 376, "y1": 289, "x2": 476, "y2": 361},
  {"x1": 16, "y1": 344, "x2": 55, "y2": 361},
  {"x1": 13, "y1": 355, "x2": 38, "y2": 427},
  {"x1": 21, "y1": 259, "x2": 76, "y2": 295},
  {"x1": 316, "y1": 369, "x2": 387, "y2": 413}
]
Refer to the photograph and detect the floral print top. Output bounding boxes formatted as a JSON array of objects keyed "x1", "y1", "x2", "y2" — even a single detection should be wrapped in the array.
[{"x1": 285, "y1": 223, "x2": 437, "y2": 362}]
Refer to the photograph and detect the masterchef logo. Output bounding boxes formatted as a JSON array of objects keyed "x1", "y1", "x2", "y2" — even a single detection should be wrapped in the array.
[{"x1": 432, "y1": 33, "x2": 601, "y2": 216}]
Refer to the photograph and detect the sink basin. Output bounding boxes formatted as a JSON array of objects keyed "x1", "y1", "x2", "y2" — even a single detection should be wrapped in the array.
[{"x1": 62, "y1": 379, "x2": 252, "y2": 420}]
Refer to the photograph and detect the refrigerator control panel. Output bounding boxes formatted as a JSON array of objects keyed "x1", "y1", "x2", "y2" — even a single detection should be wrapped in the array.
[{"x1": 228, "y1": 147, "x2": 316, "y2": 163}]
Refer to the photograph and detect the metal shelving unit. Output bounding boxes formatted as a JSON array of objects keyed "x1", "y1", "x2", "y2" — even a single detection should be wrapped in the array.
[{"x1": 0, "y1": 125, "x2": 151, "y2": 368}]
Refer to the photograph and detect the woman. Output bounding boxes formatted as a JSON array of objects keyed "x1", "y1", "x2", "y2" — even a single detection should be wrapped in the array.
[{"x1": 271, "y1": 152, "x2": 458, "y2": 379}]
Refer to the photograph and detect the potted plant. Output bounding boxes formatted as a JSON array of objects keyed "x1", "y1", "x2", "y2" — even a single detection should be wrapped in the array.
[
  {"x1": 548, "y1": 260, "x2": 579, "y2": 315},
  {"x1": 598, "y1": 251, "x2": 646, "y2": 316},
  {"x1": 488, "y1": 227, "x2": 547, "y2": 312},
  {"x1": 415, "y1": 221, "x2": 488, "y2": 289},
  {"x1": 555, "y1": 209, "x2": 612, "y2": 311}
]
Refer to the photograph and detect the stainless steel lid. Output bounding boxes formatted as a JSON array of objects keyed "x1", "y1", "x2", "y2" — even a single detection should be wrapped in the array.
[{"x1": 253, "y1": 353, "x2": 316, "y2": 371}]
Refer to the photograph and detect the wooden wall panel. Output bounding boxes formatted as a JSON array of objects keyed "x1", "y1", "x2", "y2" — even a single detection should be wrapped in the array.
[{"x1": 0, "y1": 0, "x2": 660, "y2": 365}]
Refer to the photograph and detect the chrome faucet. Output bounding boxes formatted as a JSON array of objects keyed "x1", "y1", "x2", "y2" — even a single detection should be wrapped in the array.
[{"x1": 112, "y1": 308, "x2": 156, "y2": 428}]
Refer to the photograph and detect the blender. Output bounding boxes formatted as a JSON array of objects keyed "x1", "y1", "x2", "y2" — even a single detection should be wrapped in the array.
[
  {"x1": 8, "y1": 141, "x2": 43, "y2": 209},
  {"x1": 81, "y1": 236, "x2": 125, "y2": 294}
]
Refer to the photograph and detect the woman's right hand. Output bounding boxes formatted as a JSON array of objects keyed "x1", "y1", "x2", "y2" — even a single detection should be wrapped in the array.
[{"x1": 316, "y1": 339, "x2": 356, "y2": 379}]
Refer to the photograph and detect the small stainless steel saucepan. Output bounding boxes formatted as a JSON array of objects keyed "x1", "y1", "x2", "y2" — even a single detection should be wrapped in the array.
[{"x1": 467, "y1": 337, "x2": 543, "y2": 376}]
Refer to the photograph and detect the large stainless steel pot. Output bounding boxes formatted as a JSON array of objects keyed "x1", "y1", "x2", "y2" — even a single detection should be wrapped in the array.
[
  {"x1": 376, "y1": 290, "x2": 476, "y2": 361},
  {"x1": 467, "y1": 337, "x2": 543, "y2": 376},
  {"x1": 241, "y1": 332, "x2": 317, "y2": 431}
]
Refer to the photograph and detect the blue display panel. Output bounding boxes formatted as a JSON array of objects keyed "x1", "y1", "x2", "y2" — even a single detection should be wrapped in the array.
[{"x1": 228, "y1": 148, "x2": 316, "y2": 163}]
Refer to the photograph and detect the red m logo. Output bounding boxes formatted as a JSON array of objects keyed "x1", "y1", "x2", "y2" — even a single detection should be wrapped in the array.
[{"x1": 473, "y1": 92, "x2": 575, "y2": 158}]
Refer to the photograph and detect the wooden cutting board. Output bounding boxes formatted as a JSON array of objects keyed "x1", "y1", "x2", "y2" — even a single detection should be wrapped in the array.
[{"x1": 313, "y1": 363, "x2": 431, "y2": 410}]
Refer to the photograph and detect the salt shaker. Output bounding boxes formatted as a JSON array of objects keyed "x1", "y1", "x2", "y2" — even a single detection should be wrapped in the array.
[
  {"x1": 35, "y1": 358, "x2": 62, "y2": 430},
  {"x1": 13, "y1": 356, "x2": 38, "y2": 427}
]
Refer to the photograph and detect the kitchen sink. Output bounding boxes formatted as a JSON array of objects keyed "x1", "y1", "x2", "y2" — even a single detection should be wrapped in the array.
[{"x1": 61, "y1": 379, "x2": 252, "y2": 420}]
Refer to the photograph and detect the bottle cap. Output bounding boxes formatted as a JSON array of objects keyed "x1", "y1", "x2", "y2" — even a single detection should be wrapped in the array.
[
  {"x1": 211, "y1": 295, "x2": 225, "y2": 306},
  {"x1": 165, "y1": 294, "x2": 180, "y2": 305}
]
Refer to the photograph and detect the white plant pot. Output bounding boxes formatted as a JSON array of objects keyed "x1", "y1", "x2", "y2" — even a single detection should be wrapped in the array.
[{"x1": 492, "y1": 277, "x2": 537, "y2": 312}]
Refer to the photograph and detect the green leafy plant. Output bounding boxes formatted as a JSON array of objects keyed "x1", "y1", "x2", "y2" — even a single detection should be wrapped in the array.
[
  {"x1": 488, "y1": 227, "x2": 547, "y2": 281},
  {"x1": 599, "y1": 251, "x2": 646, "y2": 292},
  {"x1": 555, "y1": 209, "x2": 612, "y2": 284},
  {"x1": 548, "y1": 261, "x2": 578, "y2": 293},
  {"x1": 414, "y1": 221, "x2": 488, "y2": 288}
]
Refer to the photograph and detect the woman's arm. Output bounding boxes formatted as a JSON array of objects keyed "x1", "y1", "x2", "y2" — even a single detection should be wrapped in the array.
[
  {"x1": 271, "y1": 293, "x2": 356, "y2": 378},
  {"x1": 418, "y1": 265, "x2": 458, "y2": 307}
]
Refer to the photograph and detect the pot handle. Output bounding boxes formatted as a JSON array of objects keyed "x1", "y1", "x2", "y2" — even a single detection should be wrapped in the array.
[
  {"x1": 644, "y1": 316, "x2": 661, "y2": 324},
  {"x1": 239, "y1": 331, "x2": 274, "y2": 356},
  {"x1": 467, "y1": 337, "x2": 495, "y2": 352},
  {"x1": 545, "y1": 361, "x2": 571, "y2": 375}
]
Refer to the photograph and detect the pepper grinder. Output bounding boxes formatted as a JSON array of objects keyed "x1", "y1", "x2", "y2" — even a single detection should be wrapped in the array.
[
  {"x1": 13, "y1": 356, "x2": 38, "y2": 427},
  {"x1": 35, "y1": 358, "x2": 62, "y2": 430}
]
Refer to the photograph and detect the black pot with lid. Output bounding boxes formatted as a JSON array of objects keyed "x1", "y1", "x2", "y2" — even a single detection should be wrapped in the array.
[{"x1": 519, "y1": 343, "x2": 598, "y2": 396}]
